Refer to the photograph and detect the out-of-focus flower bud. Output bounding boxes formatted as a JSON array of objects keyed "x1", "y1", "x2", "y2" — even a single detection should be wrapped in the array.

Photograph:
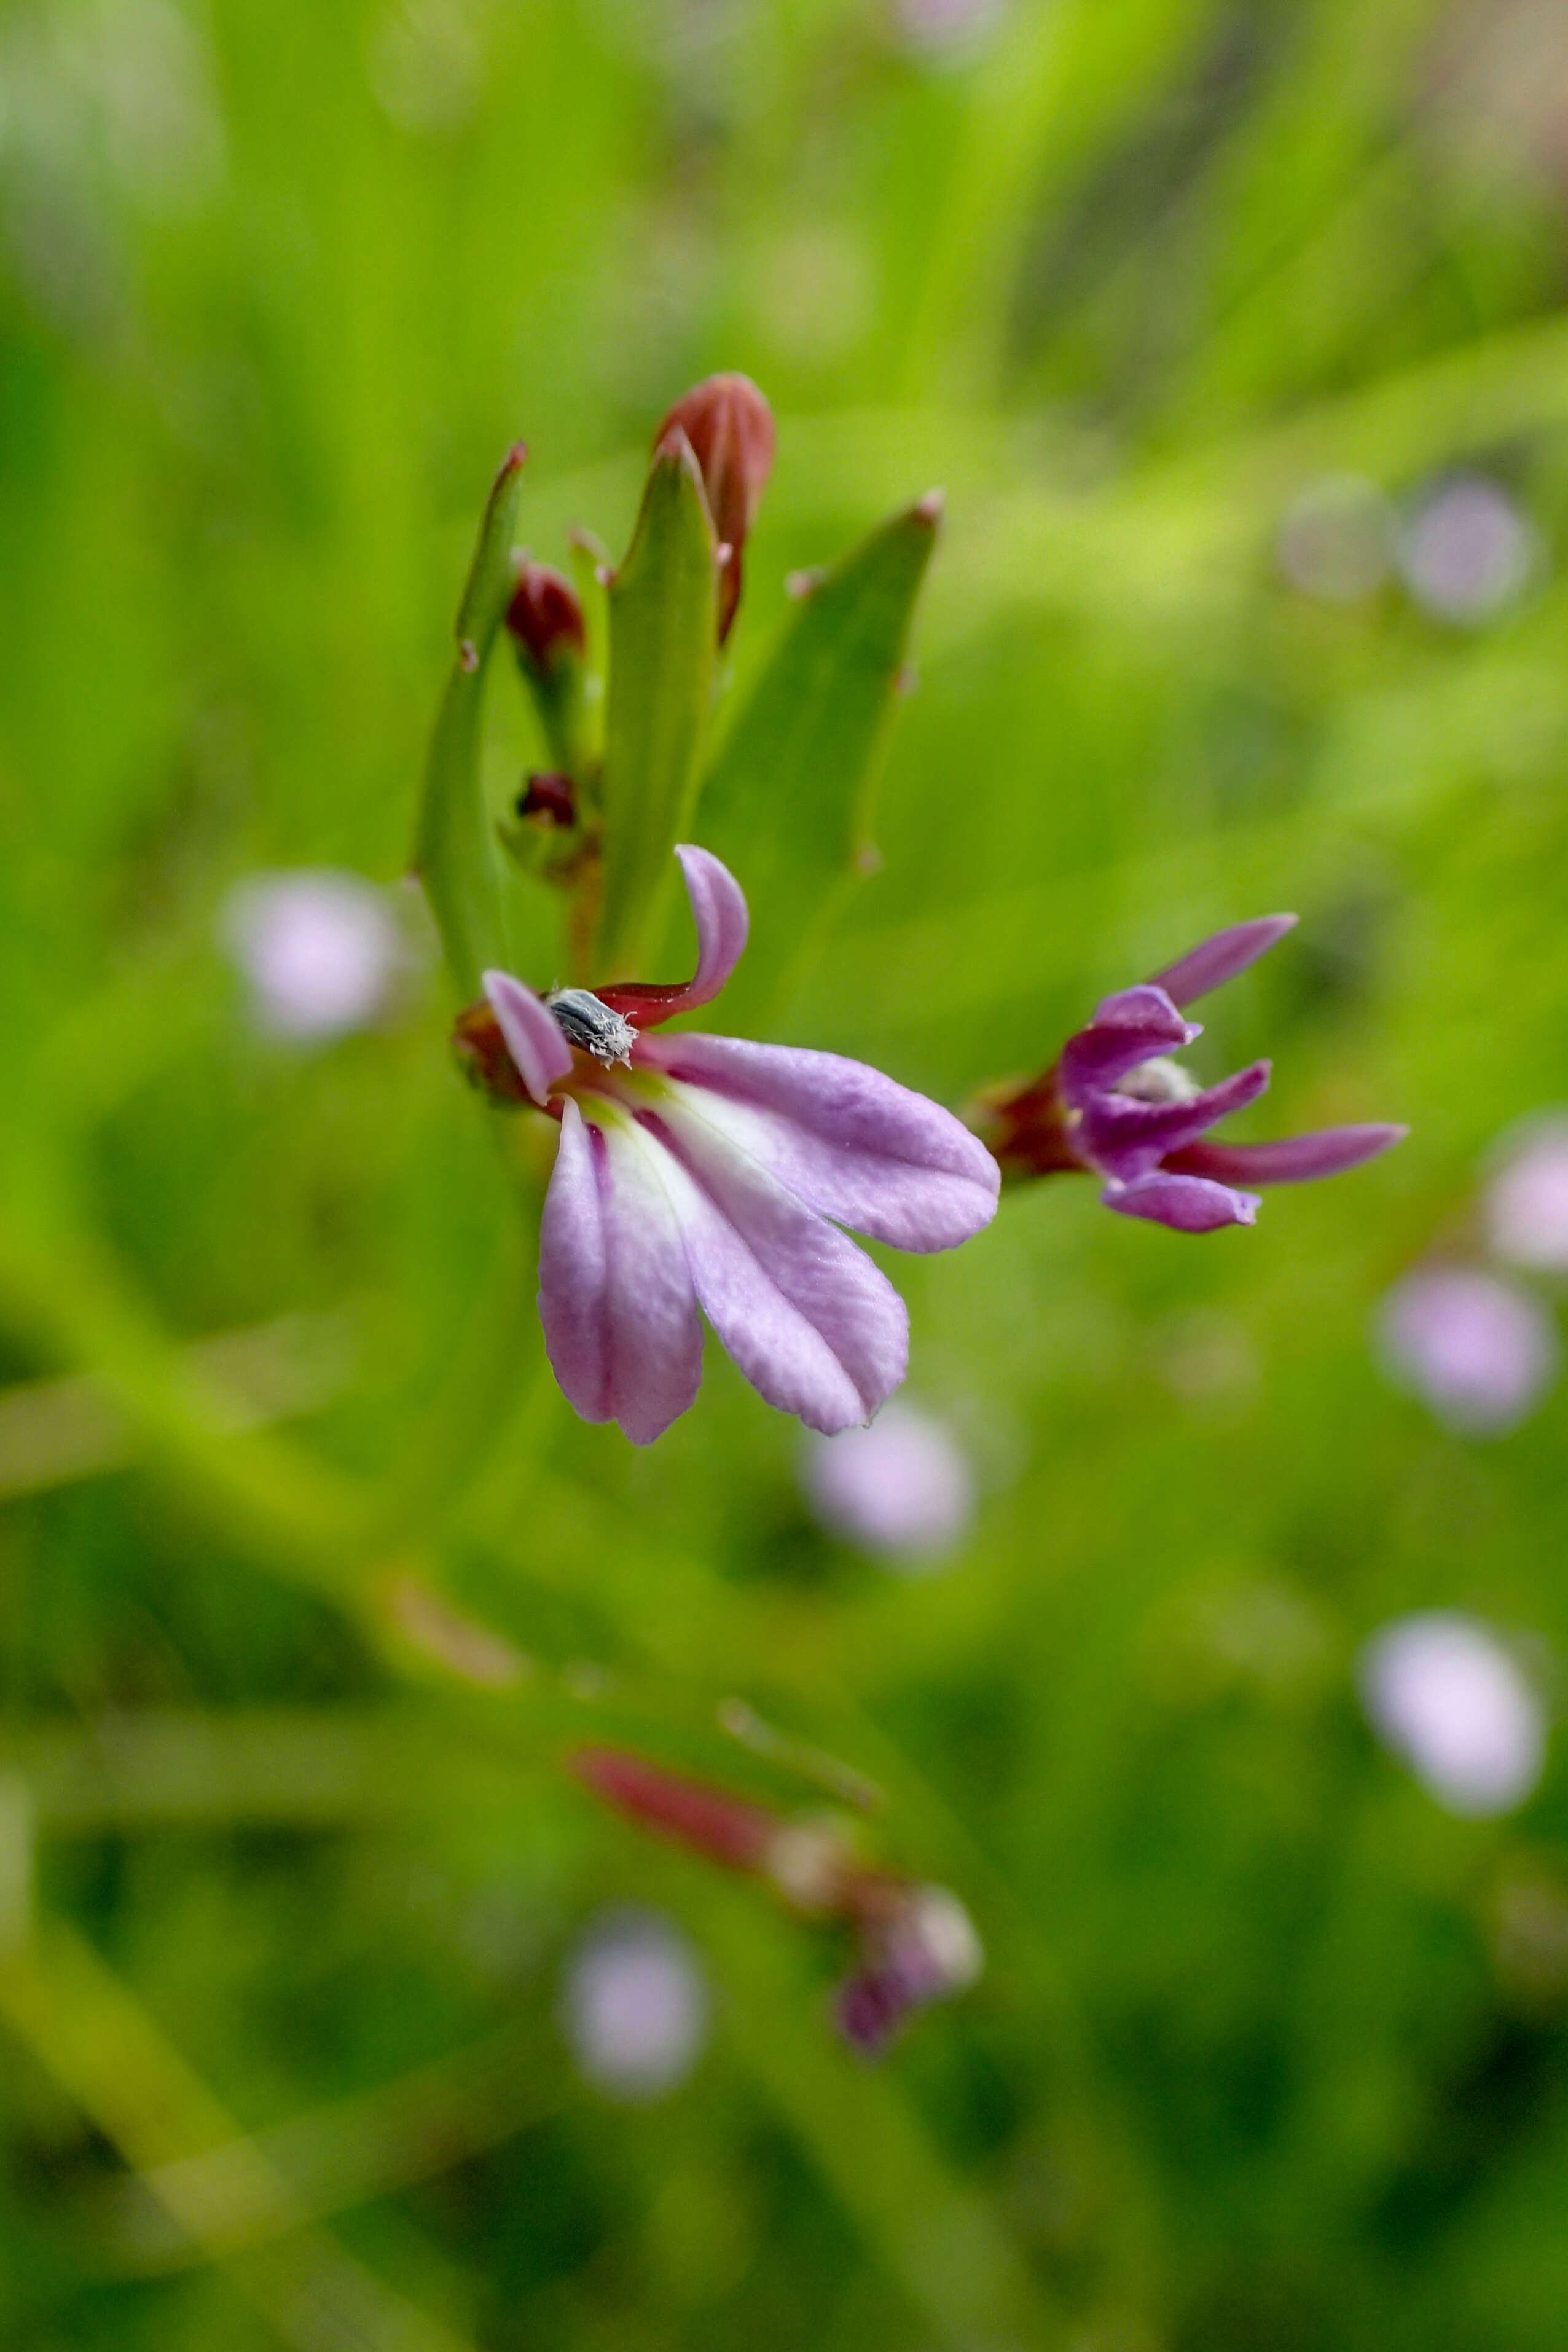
[
  {"x1": 517, "y1": 770, "x2": 578, "y2": 829},
  {"x1": 1375, "y1": 1266, "x2": 1559, "y2": 1435},
  {"x1": 505, "y1": 560, "x2": 585, "y2": 675},
  {"x1": 1358, "y1": 1612, "x2": 1548, "y2": 1817},
  {"x1": 801, "y1": 1400, "x2": 974, "y2": 1569},
  {"x1": 654, "y1": 373, "x2": 776, "y2": 643},
  {"x1": 836, "y1": 1881, "x2": 984, "y2": 2055},
  {"x1": 571, "y1": 1746, "x2": 777, "y2": 1873},
  {"x1": 220, "y1": 870, "x2": 407, "y2": 1043},
  {"x1": 570, "y1": 1745, "x2": 983, "y2": 2055},
  {"x1": 561, "y1": 1907, "x2": 708, "y2": 2100}
]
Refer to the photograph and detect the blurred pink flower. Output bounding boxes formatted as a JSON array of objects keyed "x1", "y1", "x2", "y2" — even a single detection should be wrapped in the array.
[
  {"x1": 562, "y1": 1908, "x2": 707, "y2": 2099},
  {"x1": 1398, "y1": 473, "x2": 1539, "y2": 624},
  {"x1": 1359, "y1": 1612, "x2": 1547, "y2": 1816},
  {"x1": 221, "y1": 869, "x2": 406, "y2": 1041},
  {"x1": 1486, "y1": 1115, "x2": 1568, "y2": 1272},
  {"x1": 1376, "y1": 1266, "x2": 1558, "y2": 1435},
  {"x1": 473, "y1": 845, "x2": 999, "y2": 1444},
  {"x1": 801, "y1": 1400, "x2": 974, "y2": 1566}
]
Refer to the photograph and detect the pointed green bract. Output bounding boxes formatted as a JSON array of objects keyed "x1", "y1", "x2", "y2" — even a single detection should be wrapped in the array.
[
  {"x1": 695, "y1": 495, "x2": 939, "y2": 1034},
  {"x1": 595, "y1": 437, "x2": 718, "y2": 978},
  {"x1": 415, "y1": 444, "x2": 527, "y2": 998}
]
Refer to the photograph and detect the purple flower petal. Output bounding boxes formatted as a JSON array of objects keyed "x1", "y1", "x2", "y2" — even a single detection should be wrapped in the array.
[
  {"x1": 1149, "y1": 915, "x2": 1298, "y2": 1008},
  {"x1": 482, "y1": 969, "x2": 574, "y2": 1106},
  {"x1": 1079, "y1": 1060, "x2": 1272, "y2": 1183},
  {"x1": 539, "y1": 1103, "x2": 703, "y2": 1445},
  {"x1": 836, "y1": 1967, "x2": 909, "y2": 2055},
  {"x1": 1058, "y1": 986, "x2": 1199, "y2": 1110},
  {"x1": 670, "y1": 844, "x2": 749, "y2": 1012},
  {"x1": 1101, "y1": 1172, "x2": 1261, "y2": 1232},
  {"x1": 1166, "y1": 1124, "x2": 1407, "y2": 1186},
  {"x1": 644, "y1": 1111, "x2": 909, "y2": 1433},
  {"x1": 635, "y1": 1033, "x2": 1000, "y2": 1250},
  {"x1": 599, "y1": 845, "x2": 750, "y2": 1027}
]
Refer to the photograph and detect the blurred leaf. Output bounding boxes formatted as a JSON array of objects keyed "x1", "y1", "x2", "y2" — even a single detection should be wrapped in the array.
[
  {"x1": 595, "y1": 439, "x2": 718, "y2": 978},
  {"x1": 415, "y1": 444, "x2": 528, "y2": 999},
  {"x1": 696, "y1": 496, "x2": 939, "y2": 1036}
]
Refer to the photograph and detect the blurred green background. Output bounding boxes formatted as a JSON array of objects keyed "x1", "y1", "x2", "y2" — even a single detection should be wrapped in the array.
[{"x1": 5, "y1": 0, "x2": 1568, "y2": 2345}]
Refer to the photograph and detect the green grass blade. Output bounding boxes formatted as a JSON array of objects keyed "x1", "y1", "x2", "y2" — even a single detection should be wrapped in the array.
[
  {"x1": 595, "y1": 436, "x2": 718, "y2": 978},
  {"x1": 415, "y1": 444, "x2": 527, "y2": 999},
  {"x1": 695, "y1": 494, "x2": 940, "y2": 1035}
]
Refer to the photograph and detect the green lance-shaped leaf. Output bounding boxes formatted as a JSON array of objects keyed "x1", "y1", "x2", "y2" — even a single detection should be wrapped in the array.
[
  {"x1": 694, "y1": 493, "x2": 940, "y2": 1035},
  {"x1": 595, "y1": 433, "x2": 718, "y2": 978},
  {"x1": 415, "y1": 443, "x2": 527, "y2": 999}
]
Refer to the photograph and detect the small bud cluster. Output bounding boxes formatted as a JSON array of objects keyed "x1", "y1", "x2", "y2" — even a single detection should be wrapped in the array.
[{"x1": 571, "y1": 1746, "x2": 982, "y2": 2055}]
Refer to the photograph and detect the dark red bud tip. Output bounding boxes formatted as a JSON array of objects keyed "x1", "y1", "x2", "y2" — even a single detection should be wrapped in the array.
[
  {"x1": 505, "y1": 560, "x2": 585, "y2": 672},
  {"x1": 570, "y1": 1746, "x2": 777, "y2": 1873},
  {"x1": 654, "y1": 372, "x2": 777, "y2": 642},
  {"x1": 517, "y1": 770, "x2": 577, "y2": 828}
]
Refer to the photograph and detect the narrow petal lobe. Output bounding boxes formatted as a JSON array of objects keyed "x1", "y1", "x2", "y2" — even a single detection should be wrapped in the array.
[
  {"x1": 1150, "y1": 915, "x2": 1298, "y2": 1008},
  {"x1": 1059, "y1": 987, "x2": 1199, "y2": 1109},
  {"x1": 1167, "y1": 1123, "x2": 1408, "y2": 1186},
  {"x1": 1102, "y1": 1172, "x2": 1261, "y2": 1232},
  {"x1": 482, "y1": 969, "x2": 574, "y2": 1106},
  {"x1": 539, "y1": 1103, "x2": 704, "y2": 1445}
]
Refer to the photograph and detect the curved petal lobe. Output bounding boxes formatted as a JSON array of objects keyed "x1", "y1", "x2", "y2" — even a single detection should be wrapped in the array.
[
  {"x1": 636, "y1": 1033, "x2": 1000, "y2": 1250},
  {"x1": 598, "y1": 845, "x2": 750, "y2": 1028},
  {"x1": 1102, "y1": 1172, "x2": 1260, "y2": 1233},
  {"x1": 1059, "y1": 987, "x2": 1199, "y2": 1110},
  {"x1": 1150, "y1": 915, "x2": 1297, "y2": 1008},
  {"x1": 482, "y1": 970, "x2": 574, "y2": 1106}
]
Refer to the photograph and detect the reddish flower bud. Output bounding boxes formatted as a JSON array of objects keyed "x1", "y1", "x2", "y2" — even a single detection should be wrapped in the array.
[
  {"x1": 505, "y1": 560, "x2": 585, "y2": 674},
  {"x1": 654, "y1": 373, "x2": 776, "y2": 643},
  {"x1": 571, "y1": 1747, "x2": 775, "y2": 1873},
  {"x1": 517, "y1": 770, "x2": 578, "y2": 829}
]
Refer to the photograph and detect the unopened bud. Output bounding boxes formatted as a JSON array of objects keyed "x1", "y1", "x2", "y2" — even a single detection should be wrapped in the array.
[
  {"x1": 517, "y1": 771, "x2": 578, "y2": 829},
  {"x1": 571, "y1": 1747, "x2": 777, "y2": 1874},
  {"x1": 506, "y1": 560, "x2": 585, "y2": 675},
  {"x1": 654, "y1": 372, "x2": 776, "y2": 643}
]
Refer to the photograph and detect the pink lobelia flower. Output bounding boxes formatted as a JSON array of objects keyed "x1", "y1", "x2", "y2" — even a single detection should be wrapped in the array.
[
  {"x1": 463, "y1": 845, "x2": 1000, "y2": 1444},
  {"x1": 971, "y1": 914, "x2": 1406, "y2": 1232}
]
